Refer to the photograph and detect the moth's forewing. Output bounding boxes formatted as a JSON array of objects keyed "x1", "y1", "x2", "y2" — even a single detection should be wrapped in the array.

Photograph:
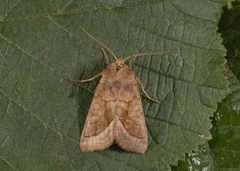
[
  {"x1": 80, "y1": 73, "x2": 114, "y2": 152},
  {"x1": 114, "y1": 67, "x2": 148, "y2": 154}
]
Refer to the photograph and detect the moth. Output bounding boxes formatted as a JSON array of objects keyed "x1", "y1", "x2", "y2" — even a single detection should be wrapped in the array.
[{"x1": 74, "y1": 27, "x2": 159, "y2": 154}]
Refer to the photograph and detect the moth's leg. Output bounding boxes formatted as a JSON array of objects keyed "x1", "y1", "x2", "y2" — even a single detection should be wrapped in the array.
[
  {"x1": 136, "y1": 77, "x2": 160, "y2": 104},
  {"x1": 71, "y1": 73, "x2": 102, "y2": 84},
  {"x1": 101, "y1": 47, "x2": 110, "y2": 64}
]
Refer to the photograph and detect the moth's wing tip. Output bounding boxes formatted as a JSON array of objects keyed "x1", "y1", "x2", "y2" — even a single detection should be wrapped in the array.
[
  {"x1": 139, "y1": 144, "x2": 148, "y2": 154},
  {"x1": 79, "y1": 144, "x2": 97, "y2": 152},
  {"x1": 79, "y1": 138, "x2": 114, "y2": 152},
  {"x1": 79, "y1": 142, "x2": 88, "y2": 152},
  {"x1": 115, "y1": 135, "x2": 148, "y2": 154},
  {"x1": 79, "y1": 141, "x2": 97, "y2": 152},
  {"x1": 133, "y1": 143, "x2": 148, "y2": 154},
  {"x1": 124, "y1": 143, "x2": 147, "y2": 154}
]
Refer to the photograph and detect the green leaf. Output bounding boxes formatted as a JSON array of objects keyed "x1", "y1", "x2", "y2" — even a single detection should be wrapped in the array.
[
  {"x1": 172, "y1": 2, "x2": 240, "y2": 170},
  {"x1": 0, "y1": 0, "x2": 229, "y2": 170},
  {"x1": 172, "y1": 144, "x2": 214, "y2": 171},
  {"x1": 171, "y1": 69, "x2": 240, "y2": 171},
  {"x1": 218, "y1": 2, "x2": 240, "y2": 81},
  {"x1": 207, "y1": 4, "x2": 240, "y2": 170},
  {"x1": 209, "y1": 70, "x2": 240, "y2": 170}
]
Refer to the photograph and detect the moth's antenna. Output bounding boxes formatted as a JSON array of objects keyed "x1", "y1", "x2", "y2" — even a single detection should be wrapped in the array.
[
  {"x1": 123, "y1": 52, "x2": 161, "y2": 64},
  {"x1": 80, "y1": 26, "x2": 118, "y2": 61},
  {"x1": 101, "y1": 47, "x2": 110, "y2": 64}
]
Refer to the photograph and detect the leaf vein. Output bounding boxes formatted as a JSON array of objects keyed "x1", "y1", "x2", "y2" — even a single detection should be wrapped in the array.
[
  {"x1": 0, "y1": 136, "x2": 8, "y2": 148},
  {"x1": 0, "y1": 88, "x2": 79, "y2": 144},
  {"x1": 0, "y1": 43, "x2": 10, "y2": 69},
  {"x1": 0, "y1": 33, "x2": 72, "y2": 86},
  {"x1": 5, "y1": 0, "x2": 22, "y2": 17},
  {"x1": 0, "y1": 155, "x2": 19, "y2": 171},
  {"x1": 60, "y1": 0, "x2": 74, "y2": 13},
  {"x1": 146, "y1": 115, "x2": 203, "y2": 136},
  {"x1": 134, "y1": 63, "x2": 226, "y2": 91},
  {"x1": 0, "y1": 8, "x2": 221, "y2": 54},
  {"x1": 168, "y1": 0, "x2": 215, "y2": 23},
  {"x1": 114, "y1": 13, "x2": 223, "y2": 52}
]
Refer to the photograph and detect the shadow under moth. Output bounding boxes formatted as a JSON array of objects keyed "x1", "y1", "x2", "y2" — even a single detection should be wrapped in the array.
[{"x1": 74, "y1": 27, "x2": 160, "y2": 154}]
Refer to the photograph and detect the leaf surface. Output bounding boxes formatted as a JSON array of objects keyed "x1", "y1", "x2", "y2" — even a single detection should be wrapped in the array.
[
  {"x1": 218, "y1": 2, "x2": 240, "y2": 80},
  {"x1": 209, "y1": 70, "x2": 240, "y2": 170},
  {"x1": 0, "y1": 0, "x2": 229, "y2": 170},
  {"x1": 208, "y1": 3, "x2": 240, "y2": 169}
]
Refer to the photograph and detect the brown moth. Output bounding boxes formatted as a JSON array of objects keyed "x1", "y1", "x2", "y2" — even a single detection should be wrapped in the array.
[
  {"x1": 80, "y1": 58, "x2": 148, "y2": 154},
  {"x1": 76, "y1": 27, "x2": 159, "y2": 154}
]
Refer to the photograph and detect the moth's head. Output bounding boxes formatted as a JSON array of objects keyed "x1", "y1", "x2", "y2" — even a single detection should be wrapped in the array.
[
  {"x1": 106, "y1": 57, "x2": 127, "y2": 72},
  {"x1": 114, "y1": 57, "x2": 127, "y2": 71}
]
